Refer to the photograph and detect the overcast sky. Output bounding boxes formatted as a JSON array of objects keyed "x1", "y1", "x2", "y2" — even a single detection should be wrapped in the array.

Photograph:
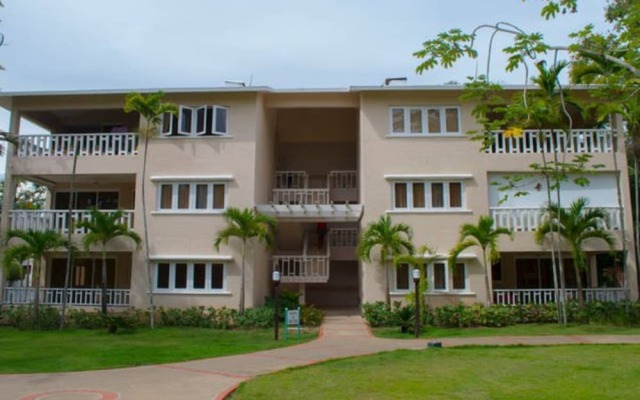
[{"x1": 0, "y1": 0, "x2": 611, "y2": 174}]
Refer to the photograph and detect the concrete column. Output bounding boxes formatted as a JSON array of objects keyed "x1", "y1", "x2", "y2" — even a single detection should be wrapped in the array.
[{"x1": 0, "y1": 109, "x2": 21, "y2": 301}]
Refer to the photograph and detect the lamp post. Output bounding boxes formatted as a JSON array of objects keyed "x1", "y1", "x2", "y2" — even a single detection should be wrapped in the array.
[
  {"x1": 273, "y1": 270, "x2": 281, "y2": 340},
  {"x1": 413, "y1": 268, "x2": 420, "y2": 338}
]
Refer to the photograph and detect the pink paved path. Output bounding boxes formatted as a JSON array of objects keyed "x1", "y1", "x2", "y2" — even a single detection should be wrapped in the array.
[{"x1": 4, "y1": 312, "x2": 640, "y2": 400}]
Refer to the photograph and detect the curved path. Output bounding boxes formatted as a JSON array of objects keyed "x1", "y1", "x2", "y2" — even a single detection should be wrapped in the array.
[{"x1": 5, "y1": 313, "x2": 640, "y2": 400}]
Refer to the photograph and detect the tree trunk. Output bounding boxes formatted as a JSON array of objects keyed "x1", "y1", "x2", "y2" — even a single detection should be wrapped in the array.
[
  {"x1": 239, "y1": 240, "x2": 246, "y2": 315},
  {"x1": 635, "y1": 155, "x2": 640, "y2": 292},
  {"x1": 550, "y1": 130, "x2": 567, "y2": 324},
  {"x1": 574, "y1": 260, "x2": 585, "y2": 309},
  {"x1": 101, "y1": 246, "x2": 108, "y2": 315},
  {"x1": 33, "y1": 259, "x2": 41, "y2": 328},
  {"x1": 540, "y1": 139, "x2": 563, "y2": 325},
  {"x1": 384, "y1": 260, "x2": 392, "y2": 308},
  {"x1": 61, "y1": 146, "x2": 79, "y2": 329},
  {"x1": 141, "y1": 136, "x2": 155, "y2": 328},
  {"x1": 483, "y1": 248, "x2": 493, "y2": 306}
]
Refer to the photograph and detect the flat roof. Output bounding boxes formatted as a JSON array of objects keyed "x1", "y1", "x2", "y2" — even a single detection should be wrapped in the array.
[{"x1": 0, "y1": 83, "x2": 596, "y2": 98}]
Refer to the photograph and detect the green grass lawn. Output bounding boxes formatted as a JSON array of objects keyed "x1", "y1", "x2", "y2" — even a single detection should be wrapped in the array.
[
  {"x1": 374, "y1": 323, "x2": 640, "y2": 339},
  {"x1": 0, "y1": 327, "x2": 317, "y2": 373},
  {"x1": 230, "y1": 344, "x2": 640, "y2": 399}
]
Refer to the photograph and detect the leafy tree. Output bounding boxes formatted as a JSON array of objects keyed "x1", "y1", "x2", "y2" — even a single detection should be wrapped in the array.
[
  {"x1": 124, "y1": 92, "x2": 177, "y2": 328},
  {"x1": 3, "y1": 230, "x2": 71, "y2": 327},
  {"x1": 535, "y1": 197, "x2": 616, "y2": 307},
  {"x1": 214, "y1": 207, "x2": 276, "y2": 314},
  {"x1": 448, "y1": 215, "x2": 513, "y2": 306},
  {"x1": 358, "y1": 215, "x2": 414, "y2": 308},
  {"x1": 76, "y1": 208, "x2": 142, "y2": 315}
]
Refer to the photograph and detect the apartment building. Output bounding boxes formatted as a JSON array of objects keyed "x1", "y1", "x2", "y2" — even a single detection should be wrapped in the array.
[{"x1": 0, "y1": 85, "x2": 637, "y2": 311}]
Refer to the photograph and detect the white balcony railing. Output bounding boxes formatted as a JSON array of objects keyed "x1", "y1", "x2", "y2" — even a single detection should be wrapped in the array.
[
  {"x1": 490, "y1": 207, "x2": 621, "y2": 232},
  {"x1": 330, "y1": 228, "x2": 359, "y2": 247},
  {"x1": 328, "y1": 170, "x2": 357, "y2": 190},
  {"x1": 272, "y1": 189, "x2": 330, "y2": 205},
  {"x1": 275, "y1": 171, "x2": 308, "y2": 189},
  {"x1": 10, "y1": 210, "x2": 135, "y2": 234},
  {"x1": 494, "y1": 288, "x2": 627, "y2": 305},
  {"x1": 3, "y1": 287, "x2": 131, "y2": 307},
  {"x1": 487, "y1": 129, "x2": 613, "y2": 154},
  {"x1": 17, "y1": 133, "x2": 139, "y2": 157},
  {"x1": 272, "y1": 255, "x2": 329, "y2": 283}
]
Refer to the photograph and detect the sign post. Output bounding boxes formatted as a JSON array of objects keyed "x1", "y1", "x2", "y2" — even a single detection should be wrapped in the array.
[{"x1": 284, "y1": 307, "x2": 301, "y2": 340}]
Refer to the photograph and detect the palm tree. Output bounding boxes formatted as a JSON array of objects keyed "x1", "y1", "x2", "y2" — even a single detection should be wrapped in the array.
[
  {"x1": 358, "y1": 215, "x2": 414, "y2": 308},
  {"x1": 3, "y1": 229, "x2": 71, "y2": 327},
  {"x1": 214, "y1": 207, "x2": 277, "y2": 314},
  {"x1": 76, "y1": 208, "x2": 142, "y2": 315},
  {"x1": 448, "y1": 215, "x2": 513, "y2": 306},
  {"x1": 535, "y1": 197, "x2": 616, "y2": 308},
  {"x1": 124, "y1": 92, "x2": 177, "y2": 328}
]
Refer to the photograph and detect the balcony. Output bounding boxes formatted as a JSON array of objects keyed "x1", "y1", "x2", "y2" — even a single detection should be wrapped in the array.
[
  {"x1": 258, "y1": 170, "x2": 362, "y2": 221},
  {"x1": 10, "y1": 209, "x2": 135, "y2": 234},
  {"x1": 17, "y1": 133, "x2": 139, "y2": 158},
  {"x1": 486, "y1": 129, "x2": 613, "y2": 154},
  {"x1": 490, "y1": 207, "x2": 621, "y2": 232},
  {"x1": 330, "y1": 228, "x2": 358, "y2": 260},
  {"x1": 272, "y1": 255, "x2": 330, "y2": 283},
  {"x1": 494, "y1": 288, "x2": 627, "y2": 305},
  {"x1": 3, "y1": 287, "x2": 131, "y2": 307}
]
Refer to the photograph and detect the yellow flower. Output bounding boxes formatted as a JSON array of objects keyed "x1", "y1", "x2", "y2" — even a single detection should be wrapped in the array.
[{"x1": 503, "y1": 126, "x2": 524, "y2": 139}]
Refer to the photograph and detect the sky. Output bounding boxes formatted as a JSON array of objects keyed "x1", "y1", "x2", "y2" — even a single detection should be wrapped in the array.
[{"x1": 0, "y1": 0, "x2": 611, "y2": 173}]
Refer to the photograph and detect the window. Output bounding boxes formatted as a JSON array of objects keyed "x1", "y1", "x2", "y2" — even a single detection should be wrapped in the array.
[
  {"x1": 54, "y1": 191, "x2": 119, "y2": 210},
  {"x1": 392, "y1": 181, "x2": 464, "y2": 211},
  {"x1": 155, "y1": 262, "x2": 226, "y2": 292},
  {"x1": 162, "y1": 105, "x2": 229, "y2": 136},
  {"x1": 432, "y1": 262, "x2": 447, "y2": 290},
  {"x1": 452, "y1": 263, "x2": 467, "y2": 290},
  {"x1": 157, "y1": 182, "x2": 226, "y2": 212},
  {"x1": 389, "y1": 107, "x2": 460, "y2": 135},
  {"x1": 395, "y1": 263, "x2": 410, "y2": 291},
  {"x1": 392, "y1": 261, "x2": 468, "y2": 293}
]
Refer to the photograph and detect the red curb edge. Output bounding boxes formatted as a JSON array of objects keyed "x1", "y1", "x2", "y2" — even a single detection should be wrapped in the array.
[{"x1": 216, "y1": 382, "x2": 242, "y2": 400}]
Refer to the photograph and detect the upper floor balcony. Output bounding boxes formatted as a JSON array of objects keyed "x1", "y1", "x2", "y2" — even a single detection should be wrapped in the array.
[
  {"x1": 490, "y1": 206, "x2": 622, "y2": 232},
  {"x1": 9, "y1": 209, "x2": 135, "y2": 234},
  {"x1": 17, "y1": 132, "x2": 139, "y2": 158},
  {"x1": 486, "y1": 129, "x2": 613, "y2": 155},
  {"x1": 257, "y1": 170, "x2": 362, "y2": 221}
]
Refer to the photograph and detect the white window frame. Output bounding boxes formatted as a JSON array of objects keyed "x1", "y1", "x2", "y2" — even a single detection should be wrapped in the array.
[
  {"x1": 162, "y1": 105, "x2": 228, "y2": 136},
  {"x1": 154, "y1": 261, "x2": 227, "y2": 293},
  {"x1": 391, "y1": 180, "x2": 464, "y2": 211},
  {"x1": 391, "y1": 261, "x2": 469, "y2": 294},
  {"x1": 160, "y1": 112, "x2": 174, "y2": 136},
  {"x1": 213, "y1": 106, "x2": 229, "y2": 135},
  {"x1": 156, "y1": 182, "x2": 227, "y2": 213},
  {"x1": 393, "y1": 263, "x2": 412, "y2": 292},
  {"x1": 388, "y1": 106, "x2": 461, "y2": 136}
]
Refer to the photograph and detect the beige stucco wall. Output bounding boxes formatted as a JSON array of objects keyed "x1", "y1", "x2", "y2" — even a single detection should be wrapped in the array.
[{"x1": 4, "y1": 86, "x2": 638, "y2": 312}]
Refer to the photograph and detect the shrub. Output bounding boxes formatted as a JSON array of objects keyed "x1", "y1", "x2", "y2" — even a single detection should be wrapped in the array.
[
  {"x1": 301, "y1": 304, "x2": 324, "y2": 326},
  {"x1": 393, "y1": 304, "x2": 415, "y2": 330},
  {"x1": 68, "y1": 309, "x2": 106, "y2": 329},
  {"x1": 362, "y1": 301, "x2": 394, "y2": 327},
  {"x1": 235, "y1": 307, "x2": 274, "y2": 329},
  {"x1": 4, "y1": 305, "x2": 60, "y2": 330}
]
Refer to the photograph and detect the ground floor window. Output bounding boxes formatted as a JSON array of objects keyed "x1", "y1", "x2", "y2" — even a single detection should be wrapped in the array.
[
  {"x1": 394, "y1": 261, "x2": 468, "y2": 292},
  {"x1": 155, "y1": 262, "x2": 226, "y2": 293}
]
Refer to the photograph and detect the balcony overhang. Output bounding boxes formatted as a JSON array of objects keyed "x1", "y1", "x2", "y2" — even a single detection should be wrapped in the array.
[{"x1": 256, "y1": 203, "x2": 363, "y2": 222}]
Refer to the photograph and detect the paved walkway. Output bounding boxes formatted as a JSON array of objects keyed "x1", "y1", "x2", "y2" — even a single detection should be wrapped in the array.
[{"x1": 4, "y1": 313, "x2": 640, "y2": 400}]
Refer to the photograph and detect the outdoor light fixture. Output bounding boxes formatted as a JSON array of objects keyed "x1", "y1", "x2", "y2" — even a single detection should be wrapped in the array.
[
  {"x1": 413, "y1": 269, "x2": 420, "y2": 338},
  {"x1": 273, "y1": 271, "x2": 281, "y2": 340}
]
